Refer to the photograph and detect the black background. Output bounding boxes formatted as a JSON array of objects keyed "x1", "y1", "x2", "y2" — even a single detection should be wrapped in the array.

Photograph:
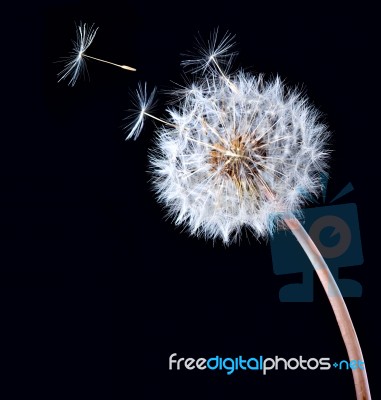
[{"x1": 1, "y1": 1, "x2": 379, "y2": 399}]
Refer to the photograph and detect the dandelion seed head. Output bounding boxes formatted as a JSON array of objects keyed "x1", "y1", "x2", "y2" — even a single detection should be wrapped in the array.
[{"x1": 129, "y1": 34, "x2": 330, "y2": 244}]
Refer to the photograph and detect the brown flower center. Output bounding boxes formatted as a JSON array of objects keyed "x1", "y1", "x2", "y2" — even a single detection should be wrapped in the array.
[{"x1": 209, "y1": 134, "x2": 267, "y2": 195}]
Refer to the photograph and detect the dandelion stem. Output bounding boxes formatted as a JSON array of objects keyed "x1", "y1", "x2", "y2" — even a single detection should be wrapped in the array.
[
  {"x1": 284, "y1": 216, "x2": 371, "y2": 400},
  {"x1": 82, "y1": 54, "x2": 136, "y2": 71}
]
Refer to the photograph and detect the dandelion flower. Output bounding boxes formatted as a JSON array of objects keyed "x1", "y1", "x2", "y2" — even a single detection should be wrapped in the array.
[
  {"x1": 127, "y1": 35, "x2": 327, "y2": 243},
  {"x1": 57, "y1": 22, "x2": 136, "y2": 87},
  {"x1": 133, "y1": 32, "x2": 329, "y2": 244},
  {"x1": 150, "y1": 73, "x2": 329, "y2": 243},
  {"x1": 125, "y1": 32, "x2": 371, "y2": 400}
]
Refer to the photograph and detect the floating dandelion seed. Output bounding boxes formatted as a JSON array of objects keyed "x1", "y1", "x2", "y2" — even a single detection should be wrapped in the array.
[
  {"x1": 57, "y1": 22, "x2": 136, "y2": 87},
  {"x1": 181, "y1": 30, "x2": 238, "y2": 74},
  {"x1": 125, "y1": 83, "x2": 157, "y2": 140},
  {"x1": 125, "y1": 32, "x2": 371, "y2": 400}
]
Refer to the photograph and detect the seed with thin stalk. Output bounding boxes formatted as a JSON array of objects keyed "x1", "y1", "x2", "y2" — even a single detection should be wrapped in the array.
[
  {"x1": 125, "y1": 32, "x2": 371, "y2": 400},
  {"x1": 57, "y1": 22, "x2": 136, "y2": 87}
]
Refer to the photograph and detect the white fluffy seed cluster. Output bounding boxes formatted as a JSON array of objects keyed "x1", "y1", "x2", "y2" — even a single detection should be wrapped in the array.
[{"x1": 133, "y1": 36, "x2": 329, "y2": 244}]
